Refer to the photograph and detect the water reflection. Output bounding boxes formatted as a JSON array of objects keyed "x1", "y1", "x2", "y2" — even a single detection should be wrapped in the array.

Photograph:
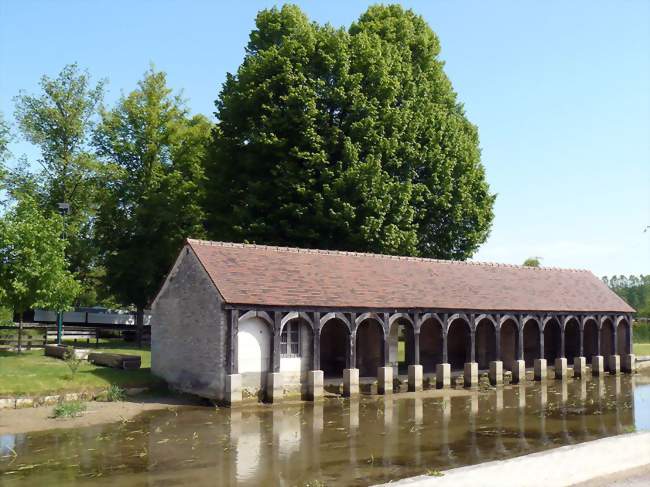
[{"x1": 1, "y1": 372, "x2": 649, "y2": 487}]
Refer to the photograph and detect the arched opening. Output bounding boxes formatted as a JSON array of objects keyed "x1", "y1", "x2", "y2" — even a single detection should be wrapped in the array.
[
  {"x1": 320, "y1": 319, "x2": 349, "y2": 379},
  {"x1": 543, "y1": 318, "x2": 562, "y2": 363},
  {"x1": 500, "y1": 318, "x2": 518, "y2": 371},
  {"x1": 522, "y1": 319, "x2": 541, "y2": 368},
  {"x1": 238, "y1": 317, "x2": 272, "y2": 393},
  {"x1": 564, "y1": 318, "x2": 580, "y2": 365},
  {"x1": 356, "y1": 318, "x2": 384, "y2": 377},
  {"x1": 475, "y1": 318, "x2": 496, "y2": 370},
  {"x1": 601, "y1": 319, "x2": 615, "y2": 369},
  {"x1": 447, "y1": 317, "x2": 471, "y2": 371},
  {"x1": 617, "y1": 320, "x2": 629, "y2": 356},
  {"x1": 389, "y1": 318, "x2": 415, "y2": 375},
  {"x1": 419, "y1": 318, "x2": 443, "y2": 373},
  {"x1": 280, "y1": 318, "x2": 314, "y2": 394},
  {"x1": 583, "y1": 319, "x2": 598, "y2": 362}
]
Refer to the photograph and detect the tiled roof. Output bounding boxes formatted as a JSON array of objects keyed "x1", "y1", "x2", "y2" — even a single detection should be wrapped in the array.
[{"x1": 187, "y1": 239, "x2": 635, "y2": 313}]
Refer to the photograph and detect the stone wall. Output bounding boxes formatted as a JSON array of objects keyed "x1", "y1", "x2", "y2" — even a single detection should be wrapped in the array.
[{"x1": 151, "y1": 247, "x2": 227, "y2": 401}]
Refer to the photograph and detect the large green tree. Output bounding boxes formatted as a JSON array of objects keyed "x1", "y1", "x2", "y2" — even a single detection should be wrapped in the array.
[
  {"x1": 204, "y1": 4, "x2": 495, "y2": 259},
  {"x1": 0, "y1": 194, "x2": 80, "y2": 325},
  {"x1": 93, "y1": 68, "x2": 210, "y2": 343},
  {"x1": 12, "y1": 64, "x2": 106, "y2": 301}
]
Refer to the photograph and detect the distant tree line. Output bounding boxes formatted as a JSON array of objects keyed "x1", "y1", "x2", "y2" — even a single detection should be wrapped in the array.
[
  {"x1": 0, "y1": 5, "x2": 495, "y2": 339},
  {"x1": 603, "y1": 275, "x2": 650, "y2": 317}
]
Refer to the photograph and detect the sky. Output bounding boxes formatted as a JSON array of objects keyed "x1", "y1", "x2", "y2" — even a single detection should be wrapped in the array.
[{"x1": 1, "y1": 0, "x2": 648, "y2": 277}]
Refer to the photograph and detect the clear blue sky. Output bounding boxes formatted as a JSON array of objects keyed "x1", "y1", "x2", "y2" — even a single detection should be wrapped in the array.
[{"x1": 1, "y1": 0, "x2": 648, "y2": 277}]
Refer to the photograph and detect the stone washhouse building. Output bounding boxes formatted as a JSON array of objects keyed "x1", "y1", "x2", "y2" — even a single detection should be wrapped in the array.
[{"x1": 151, "y1": 239, "x2": 636, "y2": 405}]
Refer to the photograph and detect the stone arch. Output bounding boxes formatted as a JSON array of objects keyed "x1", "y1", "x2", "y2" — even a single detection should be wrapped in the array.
[
  {"x1": 419, "y1": 315, "x2": 444, "y2": 373},
  {"x1": 447, "y1": 316, "x2": 471, "y2": 371},
  {"x1": 355, "y1": 312, "x2": 383, "y2": 329},
  {"x1": 447, "y1": 313, "x2": 471, "y2": 332},
  {"x1": 475, "y1": 315, "x2": 497, "y2": 369},
  {"x1": 356, "y1": 316, "x2": 384, "y2": 377},
  {"x1": 543, "y1": 316, "x2": 562, "y2": 363},
  {"x1": 564, "y1": 316, "x2": 580, "y2": 365},
  {"x1": 583, "y1": 317, "x2": 599, "y2": 362},
  {"x1": 616, "y1": 316, "x2": 630, "y2": 356},
  {"x1": 417, "y1": 312, "x2": 444, "y2": 334},
  {"x1": 281, "y1": 311, "x2": 314, "y2": 333},
  {"x1": 388, "y1": 315, "x2": 415, "y2": 375},
  {"x1": 500, "y1": 316, "x2": 518, "y2": 371},
  {"x1": 600, "y1": 317, "x2": 615, "y2": 369},
  {"x1": 239, "y1": 310, "x2": 273, "y2": 327},
  {"x1": 320, "y1": 312, "x2": 352, "y2": 333},
  {"x1": 319, "y1": 317, "x2": 350, "y2": 378},
  {"x1": 522, "y1": 317, "x2": 541, "y2": 367},
  {"x1": 238, "y1": 316, "x2": 272, "y2": 392}
]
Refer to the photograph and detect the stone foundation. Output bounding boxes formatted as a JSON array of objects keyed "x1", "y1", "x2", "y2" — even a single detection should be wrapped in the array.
[
  {"x1": 464, "y1": 362, "x2": 478, "y2": 388},
  {"x1": 436, "y1": 363, "x2": 450, "y2": 389},
  {"x1": 307, "y1": 370, "x2": 323, "y2": 401},
  {"x1": 377, "y1": 366, "x2": 393, "y2": 394},
  {"x1": 592, "y1": 355, "x2": 604, "y2": 376},
  {"x1": 512, "y1": 360, "x2": 526, "y2": 384},
  {"x1": 266, "y1": 372, "x2": 283, "y2": 403},
  {"x1": 489, "y1": 361, "x2": 503, "y2": 386},
  {"x1": 408, "y1": 364, "x2": 423, "y2": 392},
  {"x1": 534, "y1": 359, "x2": 547, "y2": 381},
  {"x1": 343, "y1": 368, "x2": 359, "y2": 397},
  {"x1": 554, "y1": 358, "x2": 567, "y2": 380},
  {"x1": 573, "y1": 356, "x2": 586, "y2": 378}
]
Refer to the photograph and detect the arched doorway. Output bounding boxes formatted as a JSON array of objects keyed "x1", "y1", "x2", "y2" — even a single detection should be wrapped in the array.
[
  {"x1": 475, "y1": 318, "x2": 496, "y2": 370},
  {"x1": 522, "y1": 319, "x2": 541, "y2": 368},
  {"x1": 320, "y1": 318, "x2": 349, "y2": 379},
  {"x1": 447, "y1": 317, "x2": 471, "y2": 370},
  {"x1": 500, "y1": 318, "x2": 518, "y2": 371},
  {"x1": 564, "y1": 317, "x2": 580, "y2": 365},
  {"x1": 543, "y1": 318, "x2": 561, "y2": 363},
  {"x1": 601, "y1": 319, "x2": 615, "y2": 370},
  {"x1": 583, "y1": 319, "x2": 598, "y2": 362},
  {"x1": 420, "y1": 318, "x2": 443, "y2": 373},
  {"x1": 356, "y1": 318, "x2": 384, "y2": 377},
  {"x1": 617, "y1": 319, "x2": 629, "y2": 356},
  {"x1": 389, "y1": 318, "x2": 415, "y2": 375},
  {"x1": 238, "y1": 316, "x2": 272, "y2": 394}
]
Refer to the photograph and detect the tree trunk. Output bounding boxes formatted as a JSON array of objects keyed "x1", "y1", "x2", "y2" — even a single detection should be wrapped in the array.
[{"x1": 136, "y1": 305, "x2": 144, "y2": 349}]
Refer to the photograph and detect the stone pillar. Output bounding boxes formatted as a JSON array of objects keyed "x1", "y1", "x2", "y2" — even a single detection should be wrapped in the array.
[
  {"x1": 609, "y1": 355, "x2": 621, "y2": 375},
  {"x1": 622, "y1": 354, "x2": 636, "y2": 373},
  {"x1": 489, "y1": 360, "x2": 503, "y2": 386},
  {"x1": 408, "y1": 364, "x2": 423, "y2": 392},
  {"x1": 307, "y1": 370, "x2": 324, "y2": 401},
  {"x1": 512, "y1": 360, "x2": 526, "y2": 384},
  {"x1": 592, "y1": 355, "x2": 604, "y2": 376},
  {"x1": 436, "y1": 363, "x2": 450, "y2": 389},
  {"x1": 378, "y1": 366, "x2": 393, "y2": 395},
  {"x1": 225, "y1": 373, "x2": 242, "y2": 406},
  {"x1": 534, "y1": 358, "x2": 547, "y2": 381},
  {"x1": 343, "y1": 368, "x2": 359, "y2": 397},
  {"x1": 554, "y1": 357, "x2": 567, "y2": 380},
  {"x1": 464, "y1": 362, "x2": 478, "y2": 388},
  {"x1": 573, "y1": 356, "x2": 586, "y2": 378},
  {"x1": 266, "y1": 372, "x2": 283, "y2": 403}
]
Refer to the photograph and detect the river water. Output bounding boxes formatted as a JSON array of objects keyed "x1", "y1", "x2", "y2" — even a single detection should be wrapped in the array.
[{"x1": 2, "y1": 370, "x2": 649, "y2": 486}]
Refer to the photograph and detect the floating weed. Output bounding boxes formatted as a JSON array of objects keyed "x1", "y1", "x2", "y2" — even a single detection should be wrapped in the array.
[{"x1": 425, "y1": 468, "x2": 444, "y2": 477}]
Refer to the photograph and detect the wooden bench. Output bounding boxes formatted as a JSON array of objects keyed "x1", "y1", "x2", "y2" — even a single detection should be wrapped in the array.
[{"x1": 88, "y1": 352, "x2": 141, "y2": 370}]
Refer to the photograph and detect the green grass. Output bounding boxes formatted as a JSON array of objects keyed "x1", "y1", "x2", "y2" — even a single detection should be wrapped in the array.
[
  {"x1": 0, "y1": 340, "x2": 161, "y2": 397},
  {"x1": 52, "y1": 400, "x2": 86, "y2": 418},
  {"x1": 634, "y1": 343, "x2": 650, "y2": 355},
  {"x1": 634, "y1": 321, "x2": 650, "y2": 343}
]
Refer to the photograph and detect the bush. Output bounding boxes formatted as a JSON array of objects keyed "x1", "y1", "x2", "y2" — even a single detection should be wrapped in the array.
[
  {"x1": 105, "y1": 384, "x2": 126, "y2": 402},
  {"x1": 53, "y1": 400, "x2": 86, "y2": 418},
  {"x1": 63, "y1": 349, "x2": 83, "y2": 380}
]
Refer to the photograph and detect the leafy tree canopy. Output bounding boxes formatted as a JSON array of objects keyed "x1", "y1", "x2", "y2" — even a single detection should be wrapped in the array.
[
  {"x1": 523, "y1": 257, "x2": 542, "y2": 267},
  {"x1": 205, "y1": 4, "x2": 495, "y2": 259},
  {"x1": 0, "y1": 194, "x2": 80, "y2": 316},
  {"x1": 93, "y1": 67, "x2": 211, "y2": 316},
  {"x1": 603, "y1": 275, "x2": 650, "y2": 317}
]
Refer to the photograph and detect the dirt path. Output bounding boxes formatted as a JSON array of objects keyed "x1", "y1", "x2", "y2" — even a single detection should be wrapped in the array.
[{"x1": 0, "y1": 395, "x2": 203, "y2": 435}]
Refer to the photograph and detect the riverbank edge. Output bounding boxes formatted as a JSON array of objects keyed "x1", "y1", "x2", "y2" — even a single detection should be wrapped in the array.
[
  {"x1": 377, "y1": 431, "x2": 650, "y2": 487},
  {"x1": 0, "y1": 386, "x2": 150, "y2": 410}
]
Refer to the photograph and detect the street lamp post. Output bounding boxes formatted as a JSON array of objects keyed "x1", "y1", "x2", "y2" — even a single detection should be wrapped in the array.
[{"x1": 56, "y1": 202, "x2": 70, "y2": 345}]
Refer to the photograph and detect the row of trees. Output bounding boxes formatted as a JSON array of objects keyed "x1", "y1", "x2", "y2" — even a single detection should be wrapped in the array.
[
  {"x1": 0, "y1": 5, "x2": 495, "y2": 333},
  {"x1": 603, "y1": 275, "x2": 650, "y2": 317}
]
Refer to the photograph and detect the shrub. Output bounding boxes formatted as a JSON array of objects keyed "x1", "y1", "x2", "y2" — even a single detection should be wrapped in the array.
[
  {"x1": 53, "y1": 400, "x2": 86, "y2": 418},
  {"x1": 105, "y1": 384, "x2": 126, "y2": 402},
  {"x1": 63, "y1": 349, "x2": 83, "y2": 380}
]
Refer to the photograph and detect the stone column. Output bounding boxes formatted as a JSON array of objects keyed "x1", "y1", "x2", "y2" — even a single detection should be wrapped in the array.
[
  {"x1": 554, "y1": 357, "x2": 568, "y2": 380},
  {"x1": 436, "y1": 362, "x2": 450, "y2": 389},
  {"x1": 307, "y1": 370, "x2": 324, "y2": 401},
  {"x1": 512, "y1": 360, "x2": 526, "y2": 384},
  {"x1": 408, "y1": 364, "x2": 423, "y2": 392},
  {"x1": 573, "y1": 356, "x2": 586, "y2": 378},
  {"x1": 266, "y1": 370, "x2": 283, "y2": 403},
  {"x1": 378, "y1": 365, "x2": 393, "y2": 394},
  {"x1": 592, "y1": 355, "x2": 604, "y2": 376},
  {"x1": 622, "y1": 354, "x2": 636, "y2": 373},
  {"x1": 464, "y1": 361, "x2": 478, "y2": 388},
  {"x1": 225, "y1": 373, "x2": 242, "y2": 406},
  {"x1": 489, "y1": 360, "x2": 503, "y2": 386},
  {"x1": 534, "y1": 358, "x2": 547, "y2": 381},
  {"x1": 343, "y1": 367, "x2": 359, "y2": 397},
  {"x1": 609, "y1": 354, "x2": 621, "y2": 375}
]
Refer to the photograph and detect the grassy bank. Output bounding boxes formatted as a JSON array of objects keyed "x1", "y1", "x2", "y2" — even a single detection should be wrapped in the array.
[
  {"x1": 0, "y1": 341, "x2": 161, "y2": 397},
  {"x1": 634, "y1": 321, "x2": 650, "y2": 356}
]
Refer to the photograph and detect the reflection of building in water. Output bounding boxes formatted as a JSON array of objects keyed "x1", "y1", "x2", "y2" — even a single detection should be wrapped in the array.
[{"x1": 151, "y1": 239, "x2": 636, "y2": 405}]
